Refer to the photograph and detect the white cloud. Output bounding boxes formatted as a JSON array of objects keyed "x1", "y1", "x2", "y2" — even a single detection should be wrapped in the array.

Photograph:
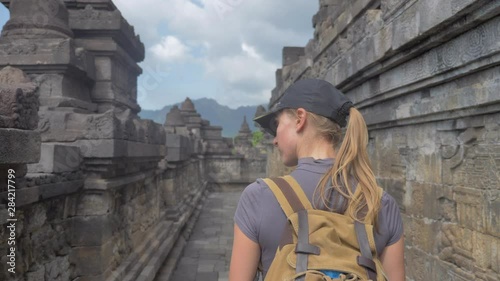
[
  {"x1": 150, "y1": 36, "x2": 190, "y2": 62},
  {"x1": 241, "y1": 43, "x2": 260, "y2": 59},
  {"x1": 112, "y1": 0, "x2": 318, "y2": 109},
  {"x1": 204, "y1": 43, "x2": 279, "y2": 107}
]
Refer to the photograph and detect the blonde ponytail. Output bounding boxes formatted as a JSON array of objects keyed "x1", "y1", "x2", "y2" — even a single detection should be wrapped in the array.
[{"x1": 314, "y1": 107, "x2": 381, "y2": 224}]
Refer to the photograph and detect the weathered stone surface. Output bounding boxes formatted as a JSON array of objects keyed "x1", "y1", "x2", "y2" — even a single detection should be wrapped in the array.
[
  {"x1": 28, "y1": 143, "x2": 81, "y2": 173},
  {"x1": 37, "y1": 109, "x2": 165, "y2": 145},
  {"x1": 68, "y1": 5, "x2": 145, "y2": 61},
  {"x1": 0, "y1": 128, "x2": 40, "y2": 164},
  {"x1": 283, "y1": 47, "x2": 305, "y2": 66},
  {"x1": 0, "y1": 66, "x2": 39, "y2": 131},
  {"x1": 166, "y1": 133, "x2": 191, "y2": 162},
  {"x1": 206, "y1": 157, "x2": 242, "y2": 182},
  {"x1": 1, "y1": 0, "x2": 73, "y2": 39},
  {"x1": 165, "y1": 105, "x2": 186, "y2": 127},
  {"x1": 267, "y1": 1, "x2": 500, "y2": 280},
  {"x1": 76, "y1": 139, "x2": 165, "y2": 158},
  {"x1": 0, "y1": 19, "x2": 97, "y2": 128},
  {"x1": 200, "y1": 125, "x2": 220, "y2": 139},
  {"x1": 0, "y1": 65, "x2": 33, "y2": 86},
  {"x1": 70, "y1": 240, "x2": 113, "y2": 276},
  {"x1": 70, "y1": 215, "x2": 113, "y2": 246}
]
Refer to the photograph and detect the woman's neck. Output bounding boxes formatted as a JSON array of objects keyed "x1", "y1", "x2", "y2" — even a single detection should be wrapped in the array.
[{"x1": 296, "y1": 136, "x2": 336, "y2": 160}]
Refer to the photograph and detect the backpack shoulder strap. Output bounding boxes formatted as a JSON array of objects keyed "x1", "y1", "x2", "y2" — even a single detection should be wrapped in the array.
[
  {"x1": 281, "y1": 175, "x2": 313, "y2": 210},
  {"x1": 355, "y1": 221, "x2": 378, "y2": 281},
  {"x1": 354, "y1": 185, "x2": 385, "y2": 281},
  {"x1": 263, "y1": 176, "x2": 319, "y2": 276},
  {"x1": 262, "y1": 176, "x2": 312, "y2": 217}
]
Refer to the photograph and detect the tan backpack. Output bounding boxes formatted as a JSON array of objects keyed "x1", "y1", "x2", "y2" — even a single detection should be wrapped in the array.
[{"x1": 262, "y1": 175, "x2": 387, "y2": 281}]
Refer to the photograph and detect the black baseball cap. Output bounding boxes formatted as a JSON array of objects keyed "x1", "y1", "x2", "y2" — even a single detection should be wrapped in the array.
[{"x1": 254, "y1": 79, "x2": 353, "y2": 136}]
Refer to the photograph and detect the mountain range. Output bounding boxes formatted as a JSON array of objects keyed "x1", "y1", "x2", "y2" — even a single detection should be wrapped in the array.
[{"x1": 139, "y1": 98, "x2": 266, "y2": 137}]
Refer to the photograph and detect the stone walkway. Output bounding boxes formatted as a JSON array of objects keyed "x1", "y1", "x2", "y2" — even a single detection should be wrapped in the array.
[{"x1": 158, "y1": 191, "x2": 242, "y2": 281}]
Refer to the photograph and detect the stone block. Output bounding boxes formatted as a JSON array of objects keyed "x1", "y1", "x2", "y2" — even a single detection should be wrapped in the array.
[
  {"x1": 14, "y1": 185, "x2": 40, "y2": 206},
  {"x1": 454, "y1": 187, "x2": 486, "y2": 230},
  {"x1": 391, "y1": 2, "x2": 419, "y2": 51},
  {"x1": 409, "y1": 140, "x2": 441, "y2": 184},
  {"x1": 0, "y1": 39, "x2": 94, "y2": 82},
  {"x1": 417, "y1": 0, "x2": 476, "y2": 36},
  {"x1": 0, "y1": 128, "x2": 40, "y2": 164},
  {"x1": 65, "y1": 0, "x2": 117, "y2": 10},
  {"x1": 381, "y1": 0, "x2": 407, "y2": 18},
  {"x1": 45, "y1": 256, "x2": 71, "y2": 281},
  {"x1": 26, "y1": 265, "x2": 45, "y2": 281},
  {"x1": 404, "y1": 247, "x2": 428, "y2": 281},
  {"x1": 38, "y1": 72, "x2": 92, "y2": 100},
  {"x1": 166, "y1": 133, "x2": 191, "y2": 162},
  {"x1": 437, "y1": 224, "x2": 477, "y2": 272},
  {"x1": 92, "y1": 81, "x2": 140, "y2": 113},
  {"x1": 68, "y1": 6, "x2": 145, "y2": 61},
  {"x1": 70, "y1": 215, "x2": 113, "y2": 246},
  {"x1": 404, "y1": 216, "x2": 441, "y2": 254},
  {"x1": 94, "y1": 56, "x2": 112, "y2": 80},
  {"x1": 486, "y1": 198, "x2": 500, "y2": 238},
  {"x1": 429, "y1": 253, "x2": 475, "y2": 281},
  {"x1": 406, "y1": 182, "x2": 457, "y2": 221},
  {"x1": 202, "y1": 127, "x2": 223, "y2": 140},
  {"x1": 472, "y1": 232, "x2": 498, "y2": 270},
  {"x1": 70, "y1": 239, "x2": 113, "y2": 276},
  {"x1": 28, "y1": 143, "x2": 81, "y2": 173},
  {"x1": 76, "y1": 191, "x2": 112, "y2": 216},
  {"x1": 383, "y1": 15, "x2": 500, "y2": 94},
  {"x1": 319, "y1": 0, "x2": 343, "y2": 6},
  {"x1": 167, "y1": 147, "x2": 184, "y2": 163},
  {"x1": 282, "y1": 47, "x2": 305, "y2": 66},
  {"x1": 76, "y1": 139, "x2": 166, "y2": 158}
]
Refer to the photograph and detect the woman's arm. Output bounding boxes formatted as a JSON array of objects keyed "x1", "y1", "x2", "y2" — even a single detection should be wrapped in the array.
[
  {"x1": 380, "y1": 236, "x2": 405, "y2": 281},
  {"x1": 229, "y1": 224, "x2": 261, "y2": 281}
]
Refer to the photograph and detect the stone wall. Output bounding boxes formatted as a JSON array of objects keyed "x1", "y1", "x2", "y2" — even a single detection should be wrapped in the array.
[
  {"x1": 267, "y1": 0, "x2": 500, "y2": 280},
  {"x1": 0, "y1": 1, "x2": 265, "y2": 281},
  {"x1": 164, "y1": 101, "x2": 267, "y2": 192}
]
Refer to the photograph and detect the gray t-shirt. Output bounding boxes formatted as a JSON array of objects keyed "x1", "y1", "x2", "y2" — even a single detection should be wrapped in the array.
[{"x1": 234, "y1": 158, "x2": 403, "y2": 277}]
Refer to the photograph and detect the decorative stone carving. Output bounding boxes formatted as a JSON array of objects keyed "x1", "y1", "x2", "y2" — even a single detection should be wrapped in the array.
[
  {"x1": 0, "y1": 66, "x2": 38, "y2": 130},
  {"x1": 1, "y1": 0, "x2": 73, "y2": 39}
]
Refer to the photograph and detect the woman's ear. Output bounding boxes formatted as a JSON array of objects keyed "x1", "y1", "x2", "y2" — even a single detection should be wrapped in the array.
[{"x1": 295, "y1": 108, "x2": 307, "y2": 132}]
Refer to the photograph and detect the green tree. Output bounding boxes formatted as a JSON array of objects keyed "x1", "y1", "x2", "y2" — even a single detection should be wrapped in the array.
[{"x1": 252, "y1": 131, "x2": 264, "y2": 147}]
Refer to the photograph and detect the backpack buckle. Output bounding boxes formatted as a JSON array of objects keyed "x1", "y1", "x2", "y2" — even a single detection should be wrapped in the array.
[{"x1": 295, "y1": 243, "x2": 320, "y2": 255}]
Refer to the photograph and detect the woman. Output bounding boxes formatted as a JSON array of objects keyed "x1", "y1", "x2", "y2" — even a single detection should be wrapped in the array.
[{"x1": 229, "y1": 79, "x2": 405, "y2": 281}]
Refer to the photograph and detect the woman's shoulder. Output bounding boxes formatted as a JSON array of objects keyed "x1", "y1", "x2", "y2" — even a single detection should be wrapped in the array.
[
  {"x1": 240, "y1": 178, "x2": 274, "y2": 200},
  {"x1": 376, "y1": 191, "x2": 404, "y2": 245},
  {"x1": 379, "y1": 191, "x2": 402, "y2": 214},
  {"x1": 381, "y1": 191, "x2": 395, "y2": 202}
]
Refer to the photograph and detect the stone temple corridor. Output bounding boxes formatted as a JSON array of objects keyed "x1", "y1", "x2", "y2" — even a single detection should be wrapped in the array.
[{"x1": 158, "y1": 191, "x2": 240, "y2": 281}]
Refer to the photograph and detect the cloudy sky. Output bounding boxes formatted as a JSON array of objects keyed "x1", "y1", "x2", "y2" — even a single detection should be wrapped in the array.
[{"x1": 0, "y1": 1, "x2": 318, "y2": 110}]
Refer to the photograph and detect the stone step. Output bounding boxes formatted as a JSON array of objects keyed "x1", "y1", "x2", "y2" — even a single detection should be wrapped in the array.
[
  {"x1": 107, "y1": 184, "x2": 208, "y2": 281},
  {"x1": 106, "y1": 219, "x2": 173, "y2": 281}
]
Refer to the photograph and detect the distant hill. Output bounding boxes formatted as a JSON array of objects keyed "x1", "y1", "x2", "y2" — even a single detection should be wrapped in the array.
[{"x1": 139, "y1": 98, "x2": 266, "y2": 137}]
